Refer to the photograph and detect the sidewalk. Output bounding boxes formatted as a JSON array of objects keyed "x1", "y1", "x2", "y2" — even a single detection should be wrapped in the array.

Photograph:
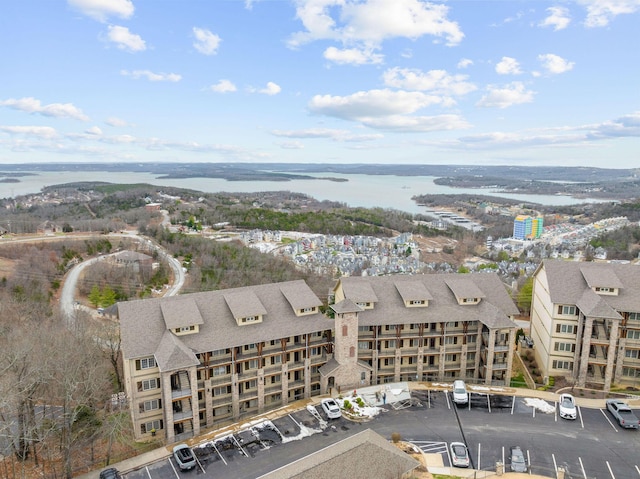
[{"x1": 78, "y1": 382, "x2": 634, "y2": 479}]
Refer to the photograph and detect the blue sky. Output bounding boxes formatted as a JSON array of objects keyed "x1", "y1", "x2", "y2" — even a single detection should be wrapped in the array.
[{"x1": 1, "y1": 0, "x2": 639, "y2": 168}]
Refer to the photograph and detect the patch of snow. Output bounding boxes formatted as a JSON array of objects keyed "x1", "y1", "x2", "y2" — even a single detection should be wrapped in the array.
[
  {"x1": 524, "y1": 397, "x2": 556, "y2": 414},
  {"x1": 281, "y1": 423, "x2": 322, "y2": 443}
]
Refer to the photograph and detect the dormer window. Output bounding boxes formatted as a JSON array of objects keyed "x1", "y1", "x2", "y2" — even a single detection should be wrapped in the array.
[
  {"x1": 594, "y1": 286, "x2": 617, "y2": 295},
  {"x1": 462, "y1": 297, "x2": 480, "y2": 304},
  {"x1": 241, "y1": 315, "x2": 262, "y2": 324},
  {"x1": 174, "y1": 325, "x2": 198, "y2": 335},
  {"x1": 356, "y1": 301, "x2": 372, "y2": 309}
]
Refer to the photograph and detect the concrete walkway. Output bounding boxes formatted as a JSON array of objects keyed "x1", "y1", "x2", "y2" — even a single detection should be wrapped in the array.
[{"x1": 79, "y1": 382, "x2": 638, "y2": 479}]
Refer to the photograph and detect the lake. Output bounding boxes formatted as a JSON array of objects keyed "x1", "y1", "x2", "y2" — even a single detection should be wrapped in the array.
[{"x1": 0, "y1": 170, "x2": 611, "y2": 215}]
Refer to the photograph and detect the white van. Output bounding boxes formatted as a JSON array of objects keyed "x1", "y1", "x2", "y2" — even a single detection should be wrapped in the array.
[{"x1": 452, "y1": 380, "x2": 468, "y2": 405}]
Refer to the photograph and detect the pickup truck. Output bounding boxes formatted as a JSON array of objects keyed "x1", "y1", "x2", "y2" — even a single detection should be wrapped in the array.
[{"x1": 606, "y1": 399, "x2": 640, "y2": 429}]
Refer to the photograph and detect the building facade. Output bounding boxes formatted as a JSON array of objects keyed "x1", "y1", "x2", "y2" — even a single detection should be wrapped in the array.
[
  {"x1": 530, "y1": 260, "x2": 640, "y2": 391},
  {"x1": 513, "y1": 215, "x2": 544, "y2": 240},
  {"x1": 119, "y1": 273, "x2": 519, "y2": 442}
]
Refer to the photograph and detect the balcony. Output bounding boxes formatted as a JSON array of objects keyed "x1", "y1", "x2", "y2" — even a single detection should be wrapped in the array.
[
  {"x1": 171, "y1": 388, "x2": 192, "y2": 399},
  {"x1": 173, "y1": 408, "x2": 193, "y2": 421}
]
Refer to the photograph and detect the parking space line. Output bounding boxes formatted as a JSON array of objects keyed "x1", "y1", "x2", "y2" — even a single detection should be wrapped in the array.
[
  {"x1": 607, "y1": 460, "x2": 616, "y2": 479},
  {"x1": 554, "y1": 401, "x2": 558, "y2": 422},
  {"x1": 579, "y1": 456, "x2": 587, "y2": 479},
  {"x1": 552, "y1": 453, "x2": 558, "y2": 473},
  {"x1": 211, "y1": 441, "x2": 227, "y2": 466},
  {"x1": 167, "y1": 457, "x2": 180, "y2": 478},
  {"x1": 526, "y1": 449, "x2": 531, "y2": 475},
  {"x1": 577, "y1": 406, "x2": 584, "y2": 428},
  {"x1": 144, "y1": 465, "x2": 153, "y2": 479},
  {"x1": 445, "y1": 391, "x2": 451, "y2": 409},
  {"x1": 427, "y1": 389, "x2": 431, "y2": 408},
  {"x1": 486, "y1": 394, "x2": 491, "y2": 413},
  {"x1": 477, "y1": 442, "x2": 481, "y2": 470},
  {"x1": 634, "y1": 464, "x2": 640, "y2": 476},
  {"x1": 600, "y1": 408, "x2": 619, "y2": 432},
  {"x1": 231, "y1": 434, "x2": 249, "y2": 457},
  {"x1": 511, "y1": 396, "x2": 515, "y2": 415},
  {"x1": 501, "y1": 445, "x2": 505, "y2": 469},
  {"x1": 288, "y1": 413, "x2": 301, "y2": 427},
  {"x1": 194, "y1": 452, "x2": 206, "y2": 474}
]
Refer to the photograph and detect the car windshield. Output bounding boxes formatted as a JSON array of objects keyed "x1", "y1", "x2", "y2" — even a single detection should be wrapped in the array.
[
  {"x1": 562, "y1": 397, "x2": 574, "y2": 407},
  {"x1": 453, "y1": 445, "x2": 466, "y2": 457},
  {"x1": 512, "y1": 454, "x2": 524, "y2": 463}
]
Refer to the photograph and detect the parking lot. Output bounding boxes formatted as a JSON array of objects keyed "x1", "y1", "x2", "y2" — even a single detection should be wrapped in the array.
[{"x1": 118, "y1": 388, "x2": 640, "y2": 479}]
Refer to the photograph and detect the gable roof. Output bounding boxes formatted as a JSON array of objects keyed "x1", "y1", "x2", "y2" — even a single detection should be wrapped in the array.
[
  {"x1": 161, "y1": 298, "x2": 204, "y2": 330},
  {"x1": 154, "y1": 330, "x2": 199, "y2": 372},
  {"x1": 337, "y1": 273, "x2": 519, "y2": 328},
  {"x1": 580, "y1": 264, "x2": 624, "y2": 289},
  {"x1": 541, "y1": 260, "x2": 640, "y2": 313},
  {"x1": 445, "y1": 277, "x2": 486, "y2": 300},
  {"x1": 280, "y1": 282, "x2": 323, "y2": 310},
  {"x1": 394, "y1": 280, "x2": 433, "y2": 303},
  {"x1": 339, "y1": 280, "x2": 379, "y2": 304},
  {"x1": 256, "y1": 428, "x2": 420, "y2": 479},
  {"x1": 224, "y1": 290, "x2": 268, "y2": 319},
  {"x1": 119, "y1": 280, "x2": 331, "y2": 362}
]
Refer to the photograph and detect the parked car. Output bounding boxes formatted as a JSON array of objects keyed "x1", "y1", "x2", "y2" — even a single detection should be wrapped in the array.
[
  {"x1": 321, "y1": 398, "x2": 342, "y2": 419},
  {"x1": 452, "y1": 380, "x2": 468, "y2": 405},
  {"x1": 509, "y1": 446, "x2": 527, "y2": 473},
  {"x1": 449, "y1": 442, "x2": 470, "y2": 468},
  {"x1": 99, "y1": 468, "x2": 121, "y2": 479},
  {"x1": 558, "y1": 393, "x2": 577, "y2": 420},
  {"x1": 606, "y1": 399, "x2": 640, "y2": 429},
  {"x1": 173, "y1": 444, "x2": 197, "y2": 470}
]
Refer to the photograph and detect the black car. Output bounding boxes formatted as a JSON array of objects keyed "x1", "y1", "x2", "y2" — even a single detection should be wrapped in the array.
[{"x1": 99, "y1": 468, "x2": 121, "y2": 479}]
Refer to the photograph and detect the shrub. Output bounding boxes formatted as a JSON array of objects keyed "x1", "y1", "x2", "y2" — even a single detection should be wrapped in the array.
[
  {"x1": 343, "y1": 399, "x2": 352, "y2": 410},
  {"x1": 391, "y1": 432, "x2": 402, "y2": 443},
  {"x1": 356, "y1": 397, "x2": 365, "y2": 408}
]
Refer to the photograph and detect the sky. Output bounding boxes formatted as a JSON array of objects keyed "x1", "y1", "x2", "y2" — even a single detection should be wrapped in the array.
[{"x1": 1, "y1": 0, "x2": 639, "y2": 168}]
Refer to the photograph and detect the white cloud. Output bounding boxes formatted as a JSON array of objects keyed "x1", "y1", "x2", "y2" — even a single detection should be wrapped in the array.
[
  {"x1": 105, "y1": 117, "x2": 129, "y2": 127},
  {"x1": 107, "y1": 25, "x2": 146, "y2": 52},
  {"x1": 538, "y1": 54, "x2": 575, "y2": 74},
  {"x1": 68, "y1": 0, "x2": 134, "y2": 22},
  {"x1": 476, "y1": 82, "x2": 535, "y2": 108},
  {"x1": 270, "y1": 128, "x2": 383, "y2": 142},
  {"x1": 308, "y1": 89, "x2": 471, "y2": 132},
  {"x1": 577, "y1": 0, "x2": 640, "y2": 27},
  {"x1": 193, "y1": 27, "x2": 221, "y2": 55},
  {"x1": 258, "y1": 82, "x2": 281, "y2": 95},
  {"x1": 0, "y1": 125, "x2": 58, "y2": 139},
  {"x1": 539, "y1": 6, "x2": 571, "y2": 30},
  {"x1": 457, "y1": 58, "x2": 473, "y2": 69},
  {"x1": 85, "y1": 126, "x2": 103, "y2": 135},
  {"x1": 209, "y1": 80, "x2": 237, "y2": 93},
  {"x1": 0, "y1": 97, "x2": 89, "y2": 121},
  {"x1": 382, "y1": 67, "x2": 476, "y2": 96},
  {"x1": 323, "y1": 46, "x2": 383, "y2": 65},
  {"x1": 121, "y1": 70, "x2": 182, "y2": 82},
  {"x1": 278, "y1": 141, "x2": 305, "y2": 149},
  {"x1": 495, "y1": 56, "x2": 522, "y2": 75},
  {"x1": 288, "y1": 0, "x2": 464, "y2": 49}
]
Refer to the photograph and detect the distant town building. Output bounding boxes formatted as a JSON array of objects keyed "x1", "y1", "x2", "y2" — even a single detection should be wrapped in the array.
[{"x1": 513, "y1": 215, "x2": 543, "y2": 240}]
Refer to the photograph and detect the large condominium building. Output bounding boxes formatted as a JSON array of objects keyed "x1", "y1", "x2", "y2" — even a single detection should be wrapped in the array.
[
  {"x1": 119, "y1": 273, "x2": 519, "y2": 442},
  {"x1": 513, "y1": 215, "x2": 544, "y2": 240},
  {"x1": 530, "y1": 260, "x2": 640, "y2": 391}
]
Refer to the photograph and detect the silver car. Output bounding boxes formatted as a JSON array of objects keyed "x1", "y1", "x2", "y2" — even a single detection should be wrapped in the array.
[
  {"x1": 510, "y1": 446, "x2": 527, "y2": 473},
  {"x1": 450, "y1": 442, "x2": 470, "y2": 468}
]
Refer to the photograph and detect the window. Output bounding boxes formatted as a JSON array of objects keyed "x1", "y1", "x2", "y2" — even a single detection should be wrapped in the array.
[
  {"x1": 445, "y1": 354, "x2": 457, "y2": 362},
  {"x1": 212, "y1": 366, "x2": 227, "y2": 376},
  {"x1": 177, "y1": 325, "x2": 195, "y2": 332},
  {"x1": 245, "y1": 359, "x2": 259, "y2": 370},
  {"x1": 385, "y1": 340, "x2": 396, "y2": 349},
  {"x1": 554, "y1": 342, "x2": 576, "y2": 352},
  {"x1": 361, "y1": 372, "x2": 366, "y2": 380},
  {"x1": 445, "y1": 336, "x2": 458, "y2": 345},
  {"x1": 625, "y1": 349, "x2": 640, "y2": 359},
  {"x1": 310, "y1": 347, "x2": 321, "y2": 356},
  {"x1": 139, "y1": 399, "x2": 162, "y2": 412},
  {"x1": 623, "y1": 367, "x2": 640, "y2": 378},
  {"x1": 300, "y1": 307, "x2": 316, "y2": 313},
  {"x1": 141, "y1": 419, "x2": 163, "y2": 434},
  {"x1": 358, "y1": 325, "x2": 371, "y2": 332},
  {"x1": 136, "y1": 357, "x2": 156, "y2": 370},
  {"x1": 595, "y1": 287, "x2": 614, "y2": 293},
  {"x1": 558, "y1": 305, "x2": 577, "y2": 316},
  {"x1": 467, "y1": 352, "x2": 476, "y2": 362},
  {"x1": 270, "y1": 374, "x2": 281, "y2": 383},
  {"x1": 211, "y1": 348, "x2": 228, "y2": 357},
  {"x1": 271, "y1": 355, "x2": 282, "y2": 365},
  {"x1": 630, "y1": 312, "x2": 640, "y2": 321},
  {"x1": 555, "y1": 323, "x2": 578, "y2": 334},
  {"x1": 552, "y1": 360, "x2": 573, "y2": 370},
  {"x1": 244, "y1": 343, "x2": 256, "y2": 351},
  {"x1": 628, "y1": 330, "x2": 640, "y2": 340},
  {"x1": 245, "y1": 380, "x2": 257, "y2": 389},
  {"x1": 137, "y1": 378, "x2": 160, "y2": 391},
  {"x1": 213, "y1": 386, "x2": 231, "y2": 396},
  {"x1": 409, "y1": 300, "x2": 425, "y2": 305},
  {"x1": 467, "y1": 335, "x2": 477, "y2": 343},
  {"x1": 243, "y1": 316, "x2": 257, "y2": 323}
]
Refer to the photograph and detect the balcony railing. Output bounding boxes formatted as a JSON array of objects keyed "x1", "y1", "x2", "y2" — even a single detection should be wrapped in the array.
[{"x1": 171, "y1": 388, "x2": 192, "y2": 399}]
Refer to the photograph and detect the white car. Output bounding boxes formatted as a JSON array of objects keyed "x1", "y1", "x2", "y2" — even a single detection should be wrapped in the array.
[
  {"x1": 321, "y1": 398, "x2": 342, "y2": 419},
  {"x1": 558, "y1": 393, "x2": 577, "y2": 420},
  {"x1": 450, "y1": 442, "x2": 470, "y2": 468},
  {"x1": 452, "y1": 380, "x2": 468, "y2": 405}
]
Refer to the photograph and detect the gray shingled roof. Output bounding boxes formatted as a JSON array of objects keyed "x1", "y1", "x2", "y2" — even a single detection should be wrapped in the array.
[
  {"x1": 119, "y1": 280, "x2": 332, "y2": 362},
  {"x1": 280, "y1": 282, "x2": 323, "y2": 311},
  {"x1": 339, "y1": 280, "x2": 379, "y2": 303},
  {"x1": 575, "y1": 289, "x2": 622, "y2": 320},
  {"x1": 542, "y1": 260, "x2": 640, "y2": 313},
  {"x1": 330, "y1": 298, "x2": 364, "y2": 314},
  {"x1": 161, "y1": 298, "x2": 204, "y2": 330},
  {"x1": 338, "y1": 273, "x2": 519, "y2": 328},
  {"x1": 394, "y1": 280, "x2": 433, "y2": 303},
  {"x1": 224, "y1": 290, "x2": 268, "y2": 319},
  {"x1": 256, "y1": 428, "x2": 420, "y2": 479},
  {"x1": 445, "y1": 277, "x2": 486, "y2": 301},
  {"x1": 154, "y1": 330, "x2": 199, "y2": 372},
  {"x1": 580, "y1": 264, "x2": 624, "y2": 289}
]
